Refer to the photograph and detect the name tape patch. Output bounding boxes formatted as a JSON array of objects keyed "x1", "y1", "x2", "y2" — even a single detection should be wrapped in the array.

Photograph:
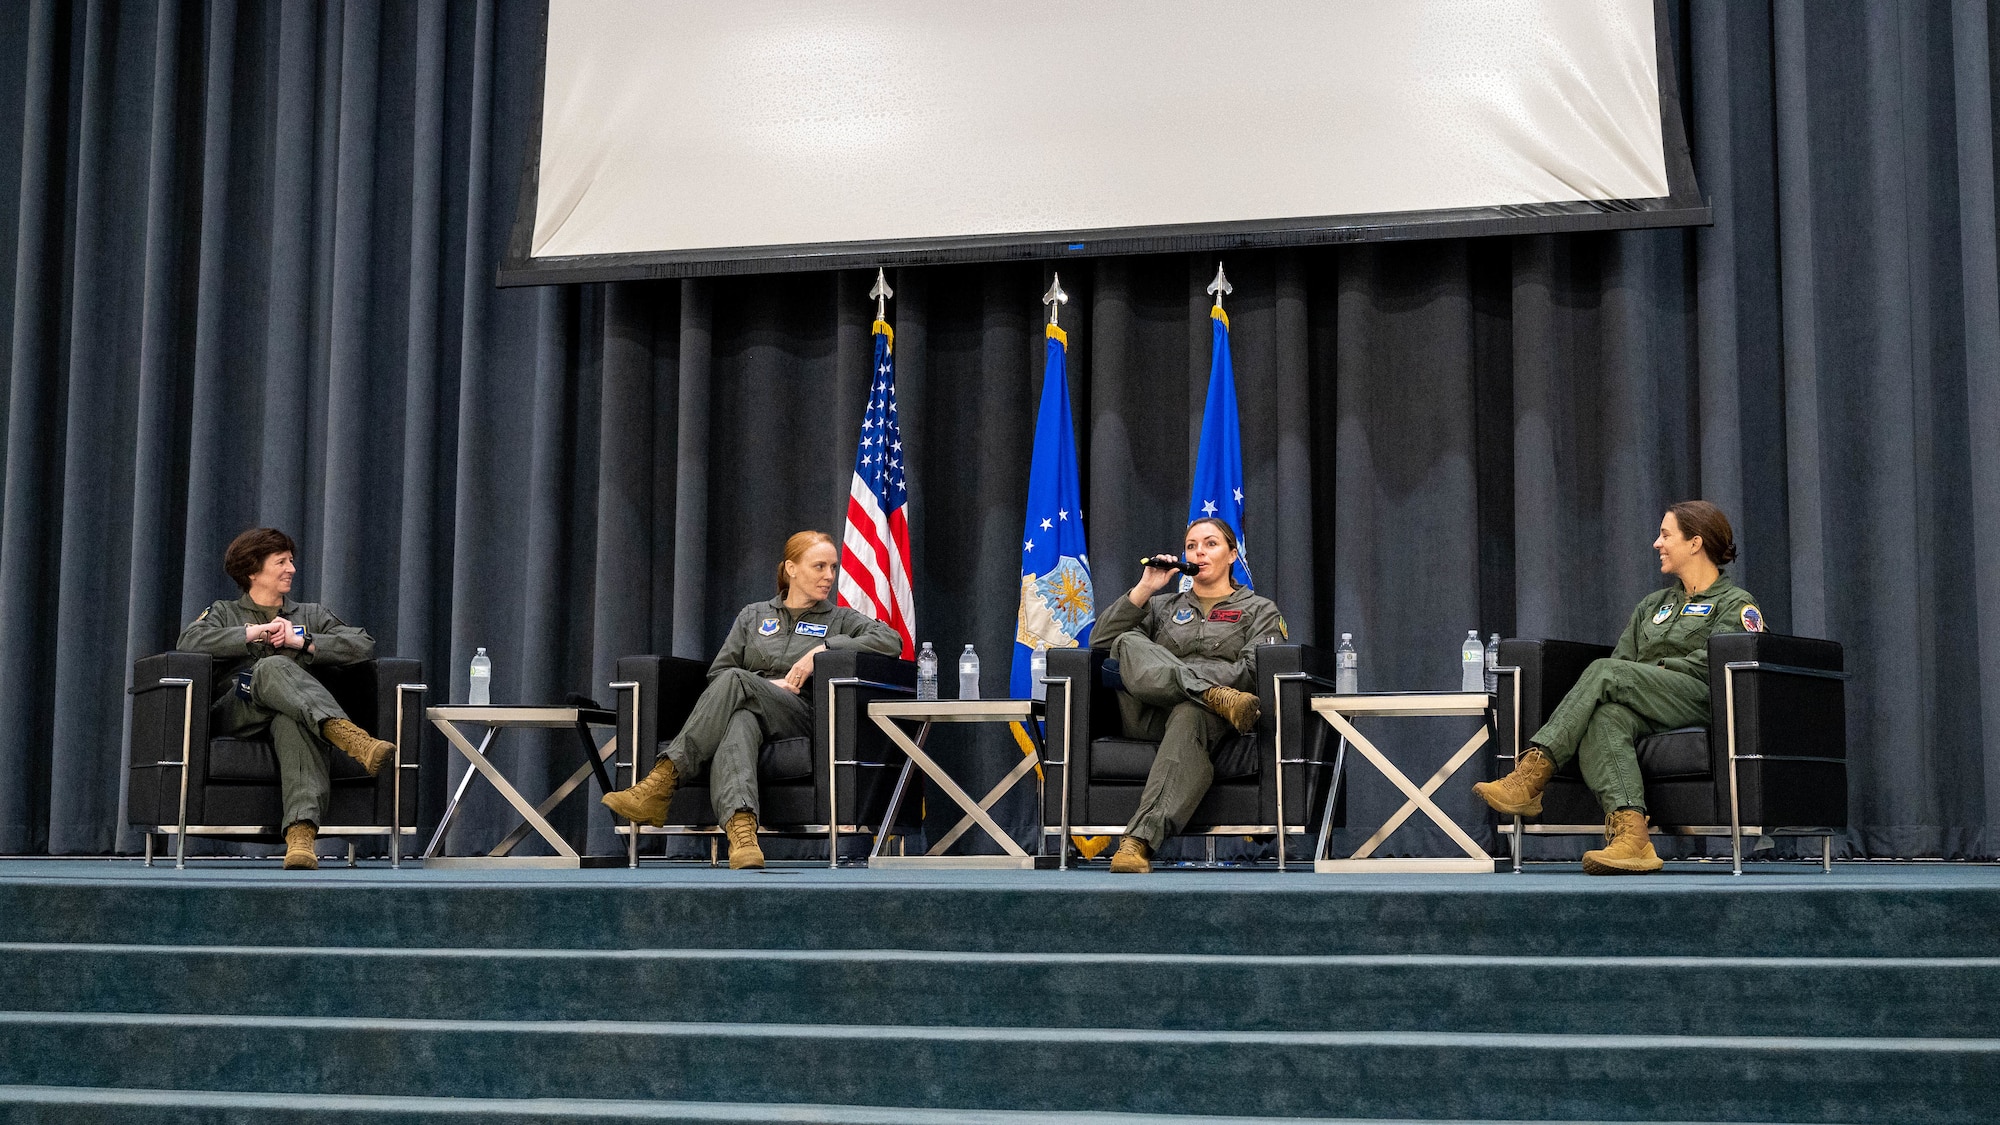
[
  {"x1": 1681, "y1": 603, "x2": 1714, "y2": 617},
  {"x1": 1209, "y1": 609, "x2": 1244, "y2": 623},
  {"x1": 795, "y1": 621, "x2": 829, "y2": 637}
]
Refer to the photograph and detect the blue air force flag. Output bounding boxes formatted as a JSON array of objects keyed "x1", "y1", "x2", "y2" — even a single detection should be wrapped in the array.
[
  {"x1": 1012, "y1": 322, "x2": 1095, "y2": 699},
  {"x1": 1188, "y1": 305, "x2": 1253, "y2": 588}
]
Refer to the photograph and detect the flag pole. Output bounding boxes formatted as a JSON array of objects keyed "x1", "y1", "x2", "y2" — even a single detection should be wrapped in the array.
[
  {"x1": 1206, "y1": 261, "x2": 1232, "y2": 311},
  {"x1": 871, "y1": 267, "x2": 893, "y2": 320},
  {"x1": 1042, "y1": 273, "x2": 1067, "y2": 328}
]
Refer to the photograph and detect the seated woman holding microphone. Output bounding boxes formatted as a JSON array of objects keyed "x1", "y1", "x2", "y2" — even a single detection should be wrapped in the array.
[
  {"x1": 1474, "y1": 500, "x2": 1763, "y2": 875},
  {"x1": 601, "y1": 530, "x2": 902, "y2": 868},
  {"x1": 1094, "y1": 517, "x2": 1287, "y2": 873}
]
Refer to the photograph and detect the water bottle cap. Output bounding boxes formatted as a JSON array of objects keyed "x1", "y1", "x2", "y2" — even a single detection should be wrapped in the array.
[
  {"x1": 476, "y1": 647, "x2": 488, "y2": 655},
  {"x1": 920, "y1": 641, "x2": 932, "y2": 650},
  {"x1": 963, "y1": 644, "x2": 975, "y2": 651},
  {"x1": 1467, "y1": 630, "x2": 1479, "y2": 639},
  {"x1": 1341, "y1": 632, "x2": 1352, "y2": 641}
]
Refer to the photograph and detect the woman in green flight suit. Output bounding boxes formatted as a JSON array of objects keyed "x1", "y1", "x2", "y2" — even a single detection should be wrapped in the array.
[
  {"x1": 1474, "y1": 500, "x2": 1764, "y2": 874},
  {"x1": 1094, "y1": 517, "x2": 1286, "y2": 874},
  {"x1": 601, "y1": 530, "x2": 902, "y2": 868}
]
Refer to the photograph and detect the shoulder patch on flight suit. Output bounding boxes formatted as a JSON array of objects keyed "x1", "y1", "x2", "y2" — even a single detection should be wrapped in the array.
[
  {"x1": 1651, "y1": 603, "x2": 1675, "y2": 625},
  {"x1": 758, "y1": 618, "x2": 780, "y2": 636},
  {"x1": 196, "y1": 608, "x2": 209, "y2": 622},
  {"x1": 1209, "y1": 609, "x2": 1243, "y2": 623},
  {"x1": 1741, "y1": 605, "x2": 1764, "y2": 632},
  {"x1": 1276, "y1": 615, "x2": 1289, "y2": 640},
  {"x1": 795, "y1": 621, "x2": 828, "y2": 637},
  {"x1": 1172, "y1": 607, "x2": 1195, "y2": 625},
  {"x1": 1681, "y1": 603, "x2": 1714, "y2": 617}
]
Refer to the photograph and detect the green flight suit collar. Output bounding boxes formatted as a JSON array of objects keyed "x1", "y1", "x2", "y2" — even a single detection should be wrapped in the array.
[
  {"x1": 1670, "y1": 570, "x2": 1735, "y2": 603},
  {"x1": 766, "y1": 594, "x2": 835, "y2": 616},
  {"x1": 237, "y1": 593, "x2": 299, "y2": 616}
]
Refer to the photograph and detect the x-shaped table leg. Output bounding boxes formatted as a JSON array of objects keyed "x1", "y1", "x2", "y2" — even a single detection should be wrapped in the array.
[
  {"x1": 930, "y1": 748, "x2": 1042, "y2": 855},
  {"x1": 1319, "y1": 711, "x2": 1490, "y2": 861},
  {"x1": 869, "y1": 715, "x2": 1030, "y2": 858},
  {"x1": 488, "y1": 732, "x2": 621, "y2": 857},
  {"x1": 429, "y1": 718, "x2": 581, "y2": 860}
]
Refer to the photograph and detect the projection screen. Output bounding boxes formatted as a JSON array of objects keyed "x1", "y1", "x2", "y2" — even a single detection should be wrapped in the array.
[{"x1": 500, "y1": 0, "x2": 1706, "y2": 285}]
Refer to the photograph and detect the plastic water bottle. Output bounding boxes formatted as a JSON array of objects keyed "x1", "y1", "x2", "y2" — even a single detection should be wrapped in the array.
[
  {"x1": 1461, "y1": 630, "x2": 1484, "y2": 693},
  {"x1": 1484, "y1": 633, "x2": 1500, "y2": 694},
  {"x1": 1029, "y1": 648, "x2": 1047, "y2": 701},
  {"x1": 469, "y1": 647, "x2": 492, "y2": 705},
  {"x1": 916, "y1": 642, "x2": 939, "y2": 701},
  {"x1": 1335, "y1": 633, "x2": 1359, "y2": 695},
  {"x1": 958, "y1": 644, "x2": 980, "y2": 700}
]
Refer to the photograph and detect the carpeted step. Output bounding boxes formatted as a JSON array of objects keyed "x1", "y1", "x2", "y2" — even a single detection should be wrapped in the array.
[
  {"x1": 0, "y1": 1011, "x2": 1993, "y2": 1123},
  {"x1": 0, "y1": 1086, "x2": 1833, "y2": 1125},
  {"x1": 2, "y1": 943, "x2": 1995, "y2": 1039},
  {"x1": 3, "y1": 876, "x2": 1996, "y2": 957}
]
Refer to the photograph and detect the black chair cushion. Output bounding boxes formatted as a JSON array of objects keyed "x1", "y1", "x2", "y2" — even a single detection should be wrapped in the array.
[
  {"x1": 1090, "y1": 735, "x2": 1259, "y2": 782},
  {"x1": 758, "y1": 737, "x2": 814, "y2": 782},
  {"x1": 206, "y1": 737, "x2": 373, "y2": 782},
  {"x1": 1635, "y1": 726, "x2": 1710, "y2": 779}
]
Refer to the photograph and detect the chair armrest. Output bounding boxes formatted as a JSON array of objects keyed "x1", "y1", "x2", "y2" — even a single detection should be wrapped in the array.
[
  {"x1": 1257, "y1": 643, "x2": 1338, "y2": 828},
  {"x1": 1706, "y1": 631, "x2": 1847, "y2": 764},
  {"x1": 1044, "y1": 647, "x2": 1107, "y2": 827},
  {"x1": 810, "y1": 649, "x2": 917, "y2": 824},
  {"x1": 127, "y1": 653, "x2": 214, "y2": 828},
  {"x1": 613, "y1": 654, "x2": 710, "y2": 775}
]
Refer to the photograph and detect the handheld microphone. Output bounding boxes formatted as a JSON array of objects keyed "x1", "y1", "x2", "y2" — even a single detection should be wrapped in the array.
[{"x1": 1141, "y1": 555, "x2": 1198, "y2": 576}]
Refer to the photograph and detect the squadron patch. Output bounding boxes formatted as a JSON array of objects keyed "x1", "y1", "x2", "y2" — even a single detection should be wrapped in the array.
[
  {"x1": 1209, "y1": 609, "x2": 1244, "y2": 624},
  {"x1": 758, "y1": 618, "x2": 780, "y2": 636},
  {"x1": 1172, "y1": 607, "x2": 1196, "y2": 625},
  {"x1": 795, "y1": 621, "x2": 829, "y2": 637},
  {"x1": 1652, "y1": 603, "x2": 1675, "y2": 625},
  {"x1": 1741, "y1": 605, "x2": 1764, "y2": 633},
  {"x1": 1277, "y1": 615, "x2": 1289, "y2": 640},
  {"x1": 1681, "y1": 603, "x2": 1714, "y2": 617}
]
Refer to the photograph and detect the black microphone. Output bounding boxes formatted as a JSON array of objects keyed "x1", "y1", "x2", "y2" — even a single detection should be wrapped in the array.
[{"x1": 1141, "y1": 555, "x2": 1198, "y2": 576}]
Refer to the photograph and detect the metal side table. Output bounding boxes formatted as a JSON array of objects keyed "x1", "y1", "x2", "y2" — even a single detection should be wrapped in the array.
[
  {"x1": 866, "y1": 698, "x2": 1050, "y2": 869},
  {"x1": 423, "y1": 704, "x2": 622, "y2": 869},
  {"x1": 1310, "y1": 692, "x2": 1498, "y2": 873}
]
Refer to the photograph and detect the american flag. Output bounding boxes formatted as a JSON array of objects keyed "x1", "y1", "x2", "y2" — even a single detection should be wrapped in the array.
[{"x1": 837, "y1": 318, "x2": 915, "y2": 658}]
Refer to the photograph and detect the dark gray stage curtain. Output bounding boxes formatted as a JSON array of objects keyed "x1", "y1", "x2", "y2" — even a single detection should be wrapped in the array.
[{"x1": 2, "y1": 0, "x2": 1998, "y2": 859}]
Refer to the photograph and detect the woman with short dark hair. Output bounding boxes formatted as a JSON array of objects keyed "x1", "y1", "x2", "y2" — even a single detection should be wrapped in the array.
[
  {"x1": 1474, "y1": 501, "x2": 1765, "y2": 874},
  {"x1": 1092, "y1": 517, "x2": 1287, "y2": 873},
  {"x1": 600, "y1": 530, "x2": 901, "y2": 868}
]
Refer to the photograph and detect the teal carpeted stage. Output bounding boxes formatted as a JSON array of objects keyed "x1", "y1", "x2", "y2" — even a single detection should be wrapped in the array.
[{"x1": 1, "y1": 860, "x2": 1996, "y2": 1124}]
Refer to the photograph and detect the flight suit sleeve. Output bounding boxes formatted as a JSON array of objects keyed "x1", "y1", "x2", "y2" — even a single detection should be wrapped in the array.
[
  {"x1": 299, "y1": 606, "x2": 374, "y2": 667},
  {"x1": 176, "y1": 602, "x2": 255, "y2": 657},
  {"x1": 1092, "y1": 592, "x2": 1154, "y2": 651},
  {"x1": 825, "y1": 608, "x2": 903, "y2": 655},
  {"x1": 707, "y1": 607, "x2": 755, "y2": 679}
]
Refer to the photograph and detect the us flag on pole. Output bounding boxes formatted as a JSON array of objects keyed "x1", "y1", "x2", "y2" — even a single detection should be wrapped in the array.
[{"x1": 837, "y1": 315, "x2": 916, "y2": 658}]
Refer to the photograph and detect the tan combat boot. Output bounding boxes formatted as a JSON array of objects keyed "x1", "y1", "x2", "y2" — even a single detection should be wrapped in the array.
[
  {"x1": 1582, "y1": 808, "x2": 1664, "y2": 875},
  {"x1": 1108, "y1": 836, "x2": 1151, "y2": 873},
  {"x1": 283, "y1": 822, "x2": 318, "y2": 870},
  {"x1": 723, "y1": 810, "x2": 765, "y2": 870},
  {"x1": 1201, "y1": 686, "x2": 1261, "y2": 734},
  {"x1": 321, "y1": 718, "x2": 395, "y2": 776},
  {"x1": 601, "y1": 757, "x2": 678, "y2": 827},
  {"x1": 1472, "y1": 748, "x2": 1555, "y2": 816}
]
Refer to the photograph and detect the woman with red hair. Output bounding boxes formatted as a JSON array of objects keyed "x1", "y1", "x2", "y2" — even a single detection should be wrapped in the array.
[{"x1": 602, "y1": 530, "x2": 901, "y2": 868}]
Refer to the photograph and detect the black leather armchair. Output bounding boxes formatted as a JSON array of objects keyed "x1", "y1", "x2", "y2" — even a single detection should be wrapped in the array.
[
  {"x1": 126, "y1": 653, "x2": 425, "y2": 868},
  {"x1": 609, "y1": 649, "x2": 919, "y2": 866},
  {"x1": 1041, "y1": 643, "x2": 1341, "y2": 868},
  {"x1": 1491, "y1": 632, "x2": 1847, "y2": 873}
]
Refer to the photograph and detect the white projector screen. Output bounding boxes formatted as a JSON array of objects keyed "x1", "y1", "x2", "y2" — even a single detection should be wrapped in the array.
[{"x1": 502, "y1": 0, "x2": 1705, "y2": 284}]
